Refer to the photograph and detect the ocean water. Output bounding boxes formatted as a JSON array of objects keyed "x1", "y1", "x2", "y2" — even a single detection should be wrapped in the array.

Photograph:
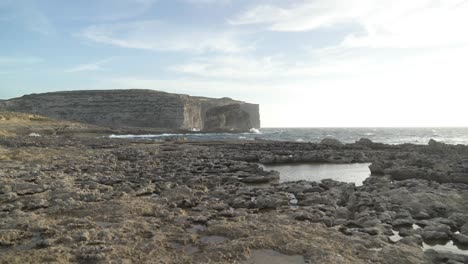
[{"x1": 109, "y1": 127, "x2": 468, "y2": 145}]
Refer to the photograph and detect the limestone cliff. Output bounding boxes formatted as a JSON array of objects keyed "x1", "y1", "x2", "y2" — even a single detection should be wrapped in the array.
[{"x1": 0, "y1": 90, "x2": 260, "y2": 131}]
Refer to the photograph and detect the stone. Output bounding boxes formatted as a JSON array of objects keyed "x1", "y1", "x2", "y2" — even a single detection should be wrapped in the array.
[
  {"x1": 425, "y1": 250, "x2": 468, "y2": 264},
  {"x1": 392, "y1": 218, "x2": 415, "y2": 227},
  {"x1": 254, "y1": 194, "x2": 288, "y2": 209},
  {"x1": 75, "y1": 231, "x2": 90, "y2": 242},
  {"x1": 421, "y1": 231, "x2": 449, "y2": 241},
  {"x1": 320, "y1": 138, "x2": 344, "y2": 147},
  {"x1": 461, "y1": 222, "x2": 468, "y2": 235},
  {"x1": 356, "y1": 138, "x2": 374, "y2": 145},
  {"x1": 238, "y1": 175, "x2": 276, "y2": 184},
  {"x1": 448, "y1": 213, "x2": 468, "y2": 229},
  {"x1": 452, "y1": 233, "x2": 468, "y2": 245},
  {"x1": 399, "y1": 235, "x2": 423, "y2": 246},
  {"x1": 369, "y1": 163, "x2": 385, "y2": 175}
]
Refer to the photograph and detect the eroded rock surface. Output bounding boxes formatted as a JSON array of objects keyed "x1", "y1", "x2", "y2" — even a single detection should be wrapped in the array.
[{"x1": 1, "y1": 136, "x2": 468, "y2": 263}]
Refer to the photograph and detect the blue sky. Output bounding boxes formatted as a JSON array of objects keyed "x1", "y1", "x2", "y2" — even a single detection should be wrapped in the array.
[{"x1": 1, "y1": 0, "x2": 468, "y2": 127}]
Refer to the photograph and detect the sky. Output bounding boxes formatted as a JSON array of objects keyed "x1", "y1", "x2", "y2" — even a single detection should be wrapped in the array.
[{"x1": 1, "y1": 0, "x2": 468, "y2": 127}]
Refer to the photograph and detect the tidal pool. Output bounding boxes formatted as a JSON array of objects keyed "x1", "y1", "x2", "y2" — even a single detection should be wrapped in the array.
[
  {"x1": 391, "y1": 227, "x2": 468, "y2": 256},
  {"x1": 423, "y1": 240, "x2": 468, "y2": 256},
  {"x1": 261, "y1": 163, "x2": 371, "y2": 186}
]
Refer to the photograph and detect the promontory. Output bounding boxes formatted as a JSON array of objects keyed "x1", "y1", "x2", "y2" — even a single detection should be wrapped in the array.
[{"x1": 0, "y1": 89, "x2": 260, "y2": 132}]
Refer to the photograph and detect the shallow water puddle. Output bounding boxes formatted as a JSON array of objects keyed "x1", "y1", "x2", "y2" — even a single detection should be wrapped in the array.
[
  {"x1": 390, "y1": 227, "x2": 468, "y2": 256},
  {"x1": 261, "y1": 163, "x2": 371, "y2": 186},
  {"x1": 423, "y1": 241, "x2": 468, "y2": 256},
  {"x1": 390, "y1": 224, "x2": 422, "y2": 242},
  {"x1": 243, "y1": 249, "x2": 305, "y2": 264}
]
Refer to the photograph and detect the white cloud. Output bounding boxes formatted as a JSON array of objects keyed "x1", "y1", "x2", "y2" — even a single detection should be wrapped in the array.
[
  {"x1": 231, "y1": 0, "x2": 468, "y2": 48},
  {"x1": 82, "y1": 20, "x2": 251, "y2": 53},
  {"x1": 65, "y1": 59, "x2": 113, "y2": 73},
  {"x1": 170, "y1": 53, "x2": 376, "y2": 80},
  {"x1": 166, "y1": 43, "x2": 468, "y2": 126},
  {"x1": 230, "y1": 1, "x2": 370, "y2": 31},
  {"x1": 185, "y1": 0, "x2": 231, "y2": 4},
  {"x1": 171, "y1": 55, "x2": 284, "y2": 79},
  {"x1": 97, "y1": 46, "x2": 468, "y2": 127}
]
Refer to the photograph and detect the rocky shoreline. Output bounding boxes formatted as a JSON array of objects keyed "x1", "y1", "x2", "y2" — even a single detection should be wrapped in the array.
[{"x1": 1, "y1": 135, "x2": 468, "y2": 263}]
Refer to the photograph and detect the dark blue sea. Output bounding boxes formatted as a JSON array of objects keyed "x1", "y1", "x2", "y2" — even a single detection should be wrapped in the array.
[{"x1": 110, "y1": 127, "x2": 468, "y2": 145}]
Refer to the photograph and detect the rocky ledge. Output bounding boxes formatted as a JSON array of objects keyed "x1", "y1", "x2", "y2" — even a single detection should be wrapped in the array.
[{"x1": 1, "y1": 136, "x2": 468, "y2": 263}]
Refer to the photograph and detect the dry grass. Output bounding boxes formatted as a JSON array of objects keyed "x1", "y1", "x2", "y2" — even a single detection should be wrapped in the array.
[
  {"x1": 0, "y1": 111, "x2": 52, "y2": 122},
  {"x1": 0, "y1": 111, "x2": 94, "y2": 137},
  {"x1": 0, "y1": 129, "x2": 15, "y2": 137},
  {"x1": 0, "y1": 146, "x2": 64, "y2": 162},
  {"x1": 0, "y1": 147, "x2": 33, "y2": 161}
]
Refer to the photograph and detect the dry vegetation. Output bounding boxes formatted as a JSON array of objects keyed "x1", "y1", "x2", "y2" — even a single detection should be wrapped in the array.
[{"x1": 0, "y1": 111, "x2": 92, "y2": 137}]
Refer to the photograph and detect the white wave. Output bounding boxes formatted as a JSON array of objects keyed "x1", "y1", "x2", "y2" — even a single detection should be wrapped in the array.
[
  {"x1": 296, "y1": 138, "x2": 305, "y2": 142},
  {"x1": 109, "y1": 133, "x2": 192, "y2": 139},
  {"x1": 110, "y1": 132, "x2": 243, "y2": 139},
  {"x1": 249, "y1": 128, "x2": 262, "y2": 134}
]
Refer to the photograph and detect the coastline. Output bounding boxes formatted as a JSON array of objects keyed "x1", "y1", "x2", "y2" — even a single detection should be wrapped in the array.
[{"x1": 1, "y1": 131, "x2": 468, "y2": 263}]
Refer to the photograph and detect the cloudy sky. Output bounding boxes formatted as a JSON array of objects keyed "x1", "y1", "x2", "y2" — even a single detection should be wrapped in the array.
[{"x1": 1, "y1": 0, "x2": 468, "y2": 127}]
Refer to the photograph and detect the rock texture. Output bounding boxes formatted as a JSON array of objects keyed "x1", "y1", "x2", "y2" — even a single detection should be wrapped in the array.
[
  {"x1": 204, "y1": 104, "x2": 257, "y2": 131},
  {"x1": 2, "y1": 133, "x2": 468, "y2": 263},
  {"x1": 0, "y1": 90, "x2": 260, "y2": 131}
]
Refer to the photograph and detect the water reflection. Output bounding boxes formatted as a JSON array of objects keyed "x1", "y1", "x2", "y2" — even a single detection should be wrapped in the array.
[
  {"x1": 261, "y1": 163, "x2": 371, "y2": 186},
  {"x1": 423, "y1": 240, "x2": 468, "y2": 256}
]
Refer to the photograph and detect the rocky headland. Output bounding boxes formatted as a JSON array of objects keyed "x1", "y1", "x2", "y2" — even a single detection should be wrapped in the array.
[
  {"x1": 0, "y1": 90, "x2": 260, "y2": 132},
  {"x1": 1, "y1": 125, "x2": 468, "y2": 263}
]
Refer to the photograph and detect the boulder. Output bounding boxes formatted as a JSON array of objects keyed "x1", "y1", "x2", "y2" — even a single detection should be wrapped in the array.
[
  {"x1": 320, "y1": 138, "x2": 344, "y2": 147},
  {"x1": 357, "y1": 138, "x2": 374, "y2": 145},
  {"x1": 452, "y1": 234, "x2": 468, "y2": 245}
]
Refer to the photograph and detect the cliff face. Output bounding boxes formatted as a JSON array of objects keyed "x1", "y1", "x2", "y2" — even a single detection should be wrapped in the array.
[
  {"x1": 0, "y1": 90, "x2": 260, "y2": 131},
  {"x1": 204, "y1": 104, "x2": 258, "y2": 131}
]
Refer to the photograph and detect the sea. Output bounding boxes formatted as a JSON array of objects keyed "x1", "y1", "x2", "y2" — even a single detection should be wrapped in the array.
[{"x1": 110, "y1": 127, "x2": 468, "y2": 145}]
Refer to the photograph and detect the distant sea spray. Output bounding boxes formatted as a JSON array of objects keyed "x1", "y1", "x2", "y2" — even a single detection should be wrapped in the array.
[{"x1": 108, "y1": 127, "x2": 468, "y2": 145}]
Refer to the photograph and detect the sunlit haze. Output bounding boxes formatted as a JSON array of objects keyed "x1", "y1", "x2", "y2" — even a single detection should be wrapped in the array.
[{"x1": 1, "y1": 0, "x2": 468, "y2": 127}]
